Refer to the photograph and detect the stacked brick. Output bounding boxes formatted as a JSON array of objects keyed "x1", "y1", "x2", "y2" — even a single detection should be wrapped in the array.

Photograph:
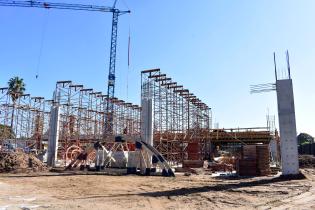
[
  {"x1": 238, "y1": 145, "x2": 271, "y2": 176},
  {"x1": 256, "y1": 145, "x2": 271, "y2": 175}
]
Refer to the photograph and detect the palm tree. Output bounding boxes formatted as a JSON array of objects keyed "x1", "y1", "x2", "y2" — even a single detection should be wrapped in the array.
[{"x1": 8, "y1": 77, "x2": 26, "y2": 129}]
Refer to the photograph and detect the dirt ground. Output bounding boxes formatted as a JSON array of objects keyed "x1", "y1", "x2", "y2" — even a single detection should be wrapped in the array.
[{"x1": 0, "y1": 169, "x2": 315, "y2": 210}]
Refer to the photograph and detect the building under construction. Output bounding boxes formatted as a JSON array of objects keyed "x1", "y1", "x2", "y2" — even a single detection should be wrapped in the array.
[{"x1": 0, "y1": 68, "x2": 275, "y2": 169}]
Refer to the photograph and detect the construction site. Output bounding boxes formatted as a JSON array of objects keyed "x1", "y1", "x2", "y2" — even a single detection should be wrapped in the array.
[{"x1": 1, "y1": 0, "x2": 315, "y2": 210}]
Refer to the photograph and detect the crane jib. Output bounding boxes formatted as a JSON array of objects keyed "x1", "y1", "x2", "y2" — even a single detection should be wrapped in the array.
[{"x1": 0, "y1": 0, "x2": 130, "y2": 14}]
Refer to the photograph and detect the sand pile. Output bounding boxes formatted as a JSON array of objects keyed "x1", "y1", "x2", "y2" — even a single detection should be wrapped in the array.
[
  {"x1": 0, "y1": 151, "x2": 47, "y2": 173},
  {"x1": 299, "y1": 155, "x2": 315, "y2": 168}
]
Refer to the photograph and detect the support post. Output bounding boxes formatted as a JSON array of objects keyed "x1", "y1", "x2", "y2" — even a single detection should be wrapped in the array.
[
  {"x1": 140, "y1": 81, "x2": 153, "y2": 173},
  {"x1": 276, "y1": 79, "x2": 299, "y2": 175},
  {"x1": 141, "y1": 98, "x2": 153, "y2": 146},
  {"x1": 47, "y1": 106, "x2": 60, "y2": 167},
  {"x1": 141, "y1": 81, "x2": 153, "y2": 146}
]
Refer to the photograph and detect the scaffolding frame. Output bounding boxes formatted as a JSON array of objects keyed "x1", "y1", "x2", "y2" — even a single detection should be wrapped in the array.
[
  {"x1": 0, "y1": 87, "x2": 50, "y2": 150},
  {"x1": 0, "y1": 81, "x2": 141, "y2": 160},
  {"x1": 53, "y1": 81, "x2": 141, "y2": 160},
  {"x1": 141, "y1": 69, "x2": 212, "y2": 164}
]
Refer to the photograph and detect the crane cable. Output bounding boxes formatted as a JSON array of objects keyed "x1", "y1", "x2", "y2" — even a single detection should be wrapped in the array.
[
  {"x1": 121, "y1": 0, "x2": 131, "y2": 101},
  {"x1": 127, "y1": 25, "x2": 131, "y2": 101},
  {"x1": 35, "y1": 11, "x2": 49, "y2": 79}
]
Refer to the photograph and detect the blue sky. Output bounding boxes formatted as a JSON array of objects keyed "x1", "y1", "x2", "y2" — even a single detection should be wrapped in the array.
[{"x1": 0, "y1": 0, "x2": 314, "y2": 136}]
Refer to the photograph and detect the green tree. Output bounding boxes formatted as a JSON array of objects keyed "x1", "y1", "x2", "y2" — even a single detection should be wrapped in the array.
[
  {"x1": 8, "y1": 77, "x2": 26, "y2": 129},
  {"x1": 297, "y1": 133, "x2": 314, "y2": 145}
]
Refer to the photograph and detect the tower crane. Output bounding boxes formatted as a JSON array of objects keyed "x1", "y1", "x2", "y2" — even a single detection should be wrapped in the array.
[{"x1": 0, "y1": 0, "x2": 130, "y2": 136}]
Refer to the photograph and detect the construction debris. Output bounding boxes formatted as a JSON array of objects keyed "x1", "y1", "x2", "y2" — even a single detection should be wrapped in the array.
[
  {"x1": 0, "y1": 151, "x2": 47, "y2": 173},
  {"x1": 208, "y1": 156, "x2": 235, "y2": 173},
  {"x1": 299, "y1": 155, "x2": 315, "y2": 168}
]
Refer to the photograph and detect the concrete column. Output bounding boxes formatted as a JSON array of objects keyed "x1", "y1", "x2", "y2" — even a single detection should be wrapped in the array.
[
  {"x1": 141, "y1": 98, "x2": 153, "y2": 146},
  {"x1": 141, "y1": 80, "x2": 153, "y2": 146},
  {"x1": 47, "y1": 106, "x2": 60, "y2": 167},
  {"x1": 276, "y1": 79, "x2": 299, "y2": 175},
  {"x1": 140, "y1": 82, "x2": 153, "y2": 174}
]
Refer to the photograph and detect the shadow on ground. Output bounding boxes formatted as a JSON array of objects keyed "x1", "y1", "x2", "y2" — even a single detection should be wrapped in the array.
[{"x1": 138, "y1": 175, "x2": 305, "y2": 198}]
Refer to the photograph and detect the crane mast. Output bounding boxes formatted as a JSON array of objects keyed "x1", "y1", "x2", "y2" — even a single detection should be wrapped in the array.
[
  {"x1": 106, "y1": 10, "x2": 118, "y2": 135},
  {"x1": 0, "y1": 0, "x2": 130, "y2": 137}
]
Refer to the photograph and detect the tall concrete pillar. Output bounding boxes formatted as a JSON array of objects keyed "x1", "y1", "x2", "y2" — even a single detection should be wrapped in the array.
[
  {"x1": 140, "y1": 82, "x2": 153, "y2": 174},
  {"x1": 47, "y1": 106, "x2": 60, "y2": 167},
  {"x1": 141, "y1": 81, "x2": 153, "y2": 146},
  {"x1": 276, "y1": 79, "x2": 299, "y2": 175},
  {"x1": 141, "y1": 98, "x2": 153, "y2": 146},
  {"x1": 251, "y1": 52, "x2": 299, "y2": 175}
]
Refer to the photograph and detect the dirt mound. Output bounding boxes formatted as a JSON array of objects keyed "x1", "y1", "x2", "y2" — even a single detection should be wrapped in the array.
[
  {"x1": 0, "y1": 151, "x2": 47, "y2": 173},
  {"x1": 299, "y1": 155, "x2": 315, "y2": 168}
]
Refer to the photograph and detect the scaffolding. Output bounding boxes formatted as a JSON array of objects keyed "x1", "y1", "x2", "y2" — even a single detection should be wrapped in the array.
[
  {"x1": 52, "y1": 81, "x2": 141, "y2": 160},
  {"x1": 0, "y1": 87, "x2": 51, "y2": 150},
  {"x1": 141, "y1": 69, "x2": 212, "y2": 164},
  {"x1": 0, "y1": 80, "x2": 141, "y2": 161}
]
